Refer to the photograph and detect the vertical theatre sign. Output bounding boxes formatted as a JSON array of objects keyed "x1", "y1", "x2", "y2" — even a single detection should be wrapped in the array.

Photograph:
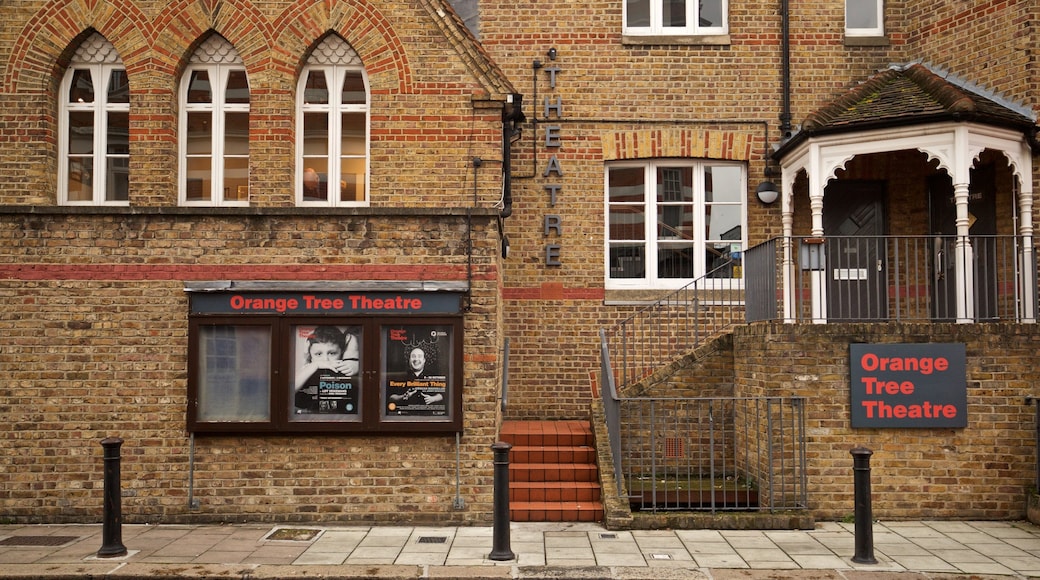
[
  {"x1": 542, "y1": 58, "x2": 563, "y2": 267},
  {"x1": 849, "y1": 343, "x2": 967, "y2": 428}
]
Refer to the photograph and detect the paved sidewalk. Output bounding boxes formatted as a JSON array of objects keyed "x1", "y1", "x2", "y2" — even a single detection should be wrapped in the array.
[{"x1": 2, "y1": 520, "x2": 1040, "y2": 579}]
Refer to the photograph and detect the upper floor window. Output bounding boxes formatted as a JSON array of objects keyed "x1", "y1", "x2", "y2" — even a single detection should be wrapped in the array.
[
  {"x1": 606, "y1": 160, "x2": 745, "y2": 289},
  {"x1": 59, "y1": 34, "x2": 129, "y2": 205},
  {"x1": 624, "y1": 0, "x2": 727, "y2": 36},
  {"x1": 297, "y1": 35, "x2": 369, "y2": 206},
  {"x1": 179, "y1": 35, "x2": 249, "y2": 206},
  {"x1": 846, "y1": 0, "x2": 884, "y2": 36}
]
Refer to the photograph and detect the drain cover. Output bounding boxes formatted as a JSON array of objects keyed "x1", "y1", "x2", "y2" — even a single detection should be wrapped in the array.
[
  {"x1": 417, "y1": 536, "x2": 447, "y2": 544},
  {"x1": 0, "y1": 536, "x2": 80, "y2": 547},
  {"x1": 264, "y1": 528, "x2": 322, "y2": 542}
]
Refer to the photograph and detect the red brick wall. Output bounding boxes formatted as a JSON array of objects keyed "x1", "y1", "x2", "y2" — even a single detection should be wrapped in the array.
[
  {"x1": 0, "y1": 0, "x2": 513, "y2": 523},
  {"x1": 738, "y1": 322, "x2": 1038, "y2": 520}
]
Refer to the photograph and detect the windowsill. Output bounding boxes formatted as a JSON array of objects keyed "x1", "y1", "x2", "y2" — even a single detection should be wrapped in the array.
[
  {"x1": 844, "y1": 35, "x2": 890, "y2": 47},
  {"x1": 0, "y1": 205, "x2": 499, "y2": 218},
  {"x1": 622, "y1": 34, "x2": 731, "y2": 47}
]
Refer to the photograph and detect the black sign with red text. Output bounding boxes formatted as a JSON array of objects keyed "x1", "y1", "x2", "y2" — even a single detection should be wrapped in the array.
[
  {"x1": 850, "y1": 343, "x2": 967, "y2": 428},
  {"x1": 190, "y1": 292, "x2": 462, "y2": 315}
]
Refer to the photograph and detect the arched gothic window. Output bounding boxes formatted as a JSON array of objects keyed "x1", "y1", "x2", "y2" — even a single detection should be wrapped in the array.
[
  {"x1": 297, "y1": 35, "x2": 369, "y2": 206},
  {"x1": 59, "y1": 33, "x2": 129, "y2": 205},
  {"x1": 179, "y1": 35, "x2": 249, "y2": 205}
]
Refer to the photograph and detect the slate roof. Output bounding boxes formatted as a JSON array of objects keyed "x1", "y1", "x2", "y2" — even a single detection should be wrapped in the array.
[{"x1": 777, "y1": 63, "x2": 1038, "y2": 156}]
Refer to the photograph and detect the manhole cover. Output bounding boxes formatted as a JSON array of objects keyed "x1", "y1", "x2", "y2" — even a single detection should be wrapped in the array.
[
  {"x1": 264, "y1": 528, "x2": 322, "y2": 542},
  {"x1": 417, "y1": 536, "x2": 447, "y2": 544},
  {"x1": 0, "y1": 536, "x2": 80, "y2": 547}
]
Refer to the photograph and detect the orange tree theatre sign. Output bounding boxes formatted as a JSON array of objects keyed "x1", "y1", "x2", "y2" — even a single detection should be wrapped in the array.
[
  {"x1": 190, "y1": 292, "x2": 461, "y2": 315},
  {"x1": 849, "y1": 343, "x2": 967, "y2": 428},
  {"x1": 187, "y1": 291, "x2": 463, "y2": 433}
]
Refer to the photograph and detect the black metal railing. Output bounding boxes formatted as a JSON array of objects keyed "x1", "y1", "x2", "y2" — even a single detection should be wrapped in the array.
[
  {"x1": 603, "y1": 261, "x2": 745, "y2": 390},
  {"x1": 599, "y1": 332, "x2": 807, "y2": 513},
  {"x1": 746, "y1": 235, "x2": 1039, "y2": 323}
]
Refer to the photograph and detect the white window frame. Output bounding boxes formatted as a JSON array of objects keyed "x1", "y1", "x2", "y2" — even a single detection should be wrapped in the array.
[
  {"x1": 296, "y1": 36, "x2": 370, "y2": 207},
  {"x1": 846, "y1": 0, "x2": 884, "y2": 37},
  {"x1": 605, "y1": 160, "x2": 746, "y2": 290},
  {"x1": 58, "y1": 34, "x2": 129, "y2": 206},
  {"x1": 178, "y1": 37, "x2": 249, "y2": 207},
  {"x1": 623, "y1": 0, "x2": 728, "y2": 36}
]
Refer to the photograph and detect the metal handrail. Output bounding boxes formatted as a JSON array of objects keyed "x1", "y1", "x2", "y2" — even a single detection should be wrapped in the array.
[{"x1": 603, "y1": 259, "x2": 744, "y2": 391}]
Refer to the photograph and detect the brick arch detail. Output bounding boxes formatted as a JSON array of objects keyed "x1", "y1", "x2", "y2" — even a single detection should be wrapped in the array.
[
  {"x1": 4, "y1": 0, "x2": 151, "y2": 92},
  {"x1": 152, "y1": 0, "x2": 277, "y2": 77},
  {"x1": 5, "y1": 0, "x2": 411, "y2": 94},
  {"x1": 603, "y1": 129, "x2": 755, "y2": 162},
  {"x1": 272, "y1": 0, "x2": 411, "y2": 94}
]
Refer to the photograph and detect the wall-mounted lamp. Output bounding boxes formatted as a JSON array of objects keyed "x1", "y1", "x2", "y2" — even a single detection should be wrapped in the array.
[
  {"x1": 547, "y1": 47, "x2": 557, "y2": 61},
  {"x1": 756, "y1": 181, "x2": 779, "y2": 205}
]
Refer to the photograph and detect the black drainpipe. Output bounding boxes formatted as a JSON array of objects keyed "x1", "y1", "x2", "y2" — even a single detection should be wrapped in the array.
[
  {"x1": 779, "y1": 0, "x2": 792, "y2": 141},
  {"x1": 501, "y1": 94, "x2": 525, "y2": 218}
]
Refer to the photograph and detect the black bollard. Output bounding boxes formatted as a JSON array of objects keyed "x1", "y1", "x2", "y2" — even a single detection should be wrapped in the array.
[
  {"x1": 489, "y1": 441, "x2": 515, "y2": 561},
  {"x1": 850, "y1": 446, "x2": 876, "y2": 564},
  {"x1": 97, "y1": 437, "x2": 127, "y2": 558}
]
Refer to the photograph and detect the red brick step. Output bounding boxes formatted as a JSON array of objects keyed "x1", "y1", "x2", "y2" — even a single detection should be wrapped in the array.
[{"x1": 499, "y1": 420, "x2": 604, "y2": 522}]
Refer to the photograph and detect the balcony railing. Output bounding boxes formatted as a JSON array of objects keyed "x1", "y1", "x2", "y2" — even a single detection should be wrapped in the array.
[{"x1": 746, "y1": 235, "x2": 1038, "y2": 323}]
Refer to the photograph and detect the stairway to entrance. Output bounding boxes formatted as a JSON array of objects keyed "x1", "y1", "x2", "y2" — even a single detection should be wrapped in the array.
[{"x1": 498, "y1": 420, "x2": 603, "y2": 522}]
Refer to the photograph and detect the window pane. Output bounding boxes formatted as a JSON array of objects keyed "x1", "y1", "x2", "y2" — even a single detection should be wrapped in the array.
[
  {"x1": 847, "y1": 0, "x2": 878, "y2": 28},
  {"x1": 186, "y1": 112, "x2": 212, "y2": 155},
  {"x1": 626, "y1": 0, "x2": 650, "y2": 26},
  {"x1": 107, "y1": 69, "x2": 129, "y2": 104},
  {"x1": 185, "y1": 157, "x2": 212, "y2": 201},
  {"x1": 658, "y1": 245, "x2": 694, "y2": 278},
  {"x1": 707, "y1": 243, "x2": 740, "y2": 278},
  {"x1": 608, "y1": 166, "x2": 644, "y2": 203},
  {"x1": 197, "y1": 325, "x2": 271, "y2": 422},
  {"x1": 341, "y1": 112, "x2": 366, "y2": 155},
  {"x1": 224, "y1": 112, "x2": 249, "y2": 155},
  {"x1": 610, "y1": 244, "x2": 645, "y2": 278},
  {"x1": 68, "y1": 111, "x2": 94, "y2": 154},
  {"x1": 68, "y1": 69, "x2": 94, "y2": 103},
  {"x1": 663, "y1": 0, "x2": 687, "y2": 27},
  {"x1": 657, "y1": 205, "x2": 692, "y2": 240},
  {"x1": 302, "y1": 161, "x2": 329, "y2": 201},
  {"x1": 303, "y1": 112, "x2": 329, "y2": 156},
  {"x1": 187, "y1": 70, "x2": 212, "y2": 104},
  {"x1": 609, "y1": 205, "x2": 645, "y2": 241},
  {"x1": 303, "y1": 70, "x2": 329, "y2": 105},
  {"x1": 700, "y1": 0, "x2": 724, "y2": 27},
  {"x1": 105, "y1": 157, "x2": 129, "y2": 202},
  {"x1": 107, "y1": 112, "x2": 129, "y2": 155},
  {"x1": 291, "y1": 324, "x2": 362, "y2": 422},
  {"x1": 705, "y1": 205, "x2": 741, "y2": 241},
  {"x1": 339, "y1": 157, "x2": 365, "y2": 202},
  {"x1": 223, "y1": 157, "x2": 248, "y2": 201},
  {"x1": 656, "y1": 167, "x2": 692, "y2": 202},
  {"x1": 341, "y1": 72, "x2": 365, "y2": 105},
  {"x1": 705, "y1": 165, "x2": 742, "y2": 202},
  {"x1": 225, "y1": 70, "x2": 249, "y2": 104},
  {"x1": 66, "y1": 158, "x2": 92, "y2": 202}
]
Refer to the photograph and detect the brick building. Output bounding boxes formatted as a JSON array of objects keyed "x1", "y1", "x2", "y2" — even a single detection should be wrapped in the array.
[{"x1": 2, "y1": 0, "x2": 1040, "y2": 526}]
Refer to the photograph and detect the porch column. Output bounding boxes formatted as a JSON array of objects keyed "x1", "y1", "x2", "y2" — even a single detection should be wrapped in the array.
[
  {"x1": 1018, "y1": 168, "x2": 1036, "y2": 322},
  {"x1": 807, "y1": 145, "x2": 826, "y2": 323},
  {"x1": 953, "y1": 180, "x2": 975, "y2": 323},
  {"x1": 781, "y1": 168, "x2": 796, "y2": 323}
]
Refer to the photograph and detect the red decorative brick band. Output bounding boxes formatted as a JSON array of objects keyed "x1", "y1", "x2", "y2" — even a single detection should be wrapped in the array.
[{"x1": 0, "y1": 263, "x2": 484, "y2": 281}]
